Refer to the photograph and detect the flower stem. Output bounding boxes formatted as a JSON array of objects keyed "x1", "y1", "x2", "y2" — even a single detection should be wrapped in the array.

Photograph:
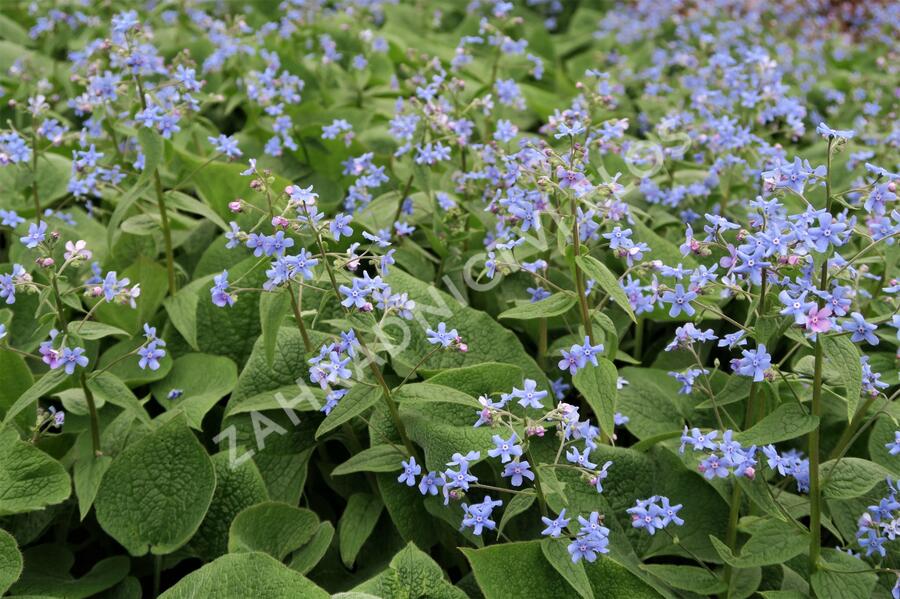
[
  {"x1": 570, "y1": 197, "x2": 595, "y2": 345},
  {"x1": 287, "y1": 283, "x2": 312, "y2": 353},
  {"x1": 153, "y1": 172, "x2": 177, "y2": 296},
  {"x1": 80, "y1": 372, "x2": 102, "y2": 457},
  {"x1": 809, "y1": 137, "x2": 834, "y2": 576}
]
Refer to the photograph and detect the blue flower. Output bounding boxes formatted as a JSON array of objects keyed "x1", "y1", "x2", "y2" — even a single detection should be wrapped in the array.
[
  {"x1": 566, "y1": 447, "x2": 597, "y2": 470},
  {"x1": 511, "y1": 379, "x2": 547, "y2": 409},
  {"x1": 330, "y1": 213, "x2": 353, "y2": 240},
  {"x1": 732, "y1": 344, "x2": 771, "y2": 382},
  {"x1": 20, "y1": 221, "x2": 47, "y2": 249},
  {"x1": 137, "y1": 341, "x2": 166, "y2": 371},
  {"x1": 208, "y1": 134, "x2": 242, "y2": 158},
  {"x1": 842, "y1": 312, "x2": 879, "y2": 345},
  {"x1": 397, "y1": 457, "x2": 421, "y2": 486},
  {"x1": 541, "y1": 509, "x2": 570, "y2": 538},
  {"x1": 885, "y1": 432, "x2": 900, "y2": 456},
  {"x1": 461, "y1": 496, "x2": 502, "y2": 536},
  {"x1": 59, "y1": 346, "x2": 89, "y2": 375},
  {"x1": 488, "y1": 433, "x2": 522, "y2": 463},
  {"x1": 660, "y1": 284, "x2": 697, "y2": 318},
  {"x1": 426, "y1": 322, "x2": 458, "y2": 348},
  {"x1": 418, "y1": 471, "x2": 444, "y2": 496}
]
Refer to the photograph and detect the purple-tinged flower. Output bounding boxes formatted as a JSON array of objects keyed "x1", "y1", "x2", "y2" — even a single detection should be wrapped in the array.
[
  {"x1": 211, "y1": 270, "x2": 235, "y2": 307},
  {"x1": 502, "y1": 460, "x2": 535, "y2": 487},
  {"x1": 805, "y1": 306, "x2": 832, "y2": 335}
]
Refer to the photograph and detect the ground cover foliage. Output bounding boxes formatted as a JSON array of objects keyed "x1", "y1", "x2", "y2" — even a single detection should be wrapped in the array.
[{"x1": 0, "y1": 0, "x2": 899, "y2": 597}]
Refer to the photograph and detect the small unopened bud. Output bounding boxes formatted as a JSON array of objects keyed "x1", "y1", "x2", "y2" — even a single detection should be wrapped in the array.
[
  {"x1": 743, "y1": 466, "x2": 756, "y2": 480},
  {"x1": 37, "y1": 257, "x2": 54, "y2": 267},
  {"x1": 228, "y1": 200, "x2": 243, "y2": 213},
  {"x1": 271, "y1": 216, "x2": 289, "y2": 228}
]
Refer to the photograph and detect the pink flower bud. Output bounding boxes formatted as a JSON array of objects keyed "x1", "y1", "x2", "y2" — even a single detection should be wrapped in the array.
[
  {"x1": 228, "y1": 200, "x2": 243, "y2": 213},
  {"x1": 743, "y1": 467, "x2": 756, "y2": 480}
]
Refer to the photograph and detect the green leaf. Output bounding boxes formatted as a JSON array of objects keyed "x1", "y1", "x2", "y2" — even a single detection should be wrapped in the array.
[
  {"x1": 95, "y1": 415, "x2": 216, "y2": 555},
  {"x1": 384, "y1": 269, "x2": 547, "y2": 386},
  {"x1": 2, "y1": 367, "x2": 68, "y2": 427},
  {"x1": 66, "y1": 321, "x2": 129, "y2": 340},
  {"x1": 497, "y1": 491, "x2": 536, "y2": 537},
  {"x1": 333, "y1": 444, "x2": 406, "y2": 476},
  {"x1": 225, "y1": 327, "x2": 330, "y2": 416},
  {"x1": 821, "y1": 457, "x2": 892, "y2": 499},
  {"x1": 229, "y1": 502, "x2": 319, "y2": 561},
  {"x1": 88, "y1": 372, "x2": 151, "y2": 425},
  {"x1": 424, "y1": 362, "x2": 523, "y2": 397},
  {"x1": 394, "y1": 382, "x2": 482, "y2": 408},
  {"x1": 709, "y1": 517, "x2": 807, "y2": 567},
  {"x1": 498, "y1": 292, "x2": 577, "y2": 320},
  {"x1": 97, "y1": 336, "x2": 173, "y2": 386},
  {"x1": 9, "y1": 546, "x2": 129, "y2": 599},
  {"x1": 150, "y1": 353, "x2": 238, "y2": 429},
  {"x1": 463, "y1": 541, "x2": 658, "y2": 599},
  {"x1": 316, "y1": 384, "x2": 382, "y2": 440},
  {"x1": 158, "y1": 552, "x2": 329, "y2": 599},
  {"x1": 572, "y1": 358, "x2": 618, "y2": 438},
  {"x1": 0, "y1": 14, "x2": 30, "y2": 45},
  {"x1": 163, "y1": 275, "x2": 210, "y2": 351},
  {"x1": 0, "y1": 528, "x2": 22, "y2": 595},
  {"x1": 734, "y1": 402, "x2": 818, "y2": 446},
  {"x1": 577, "y1": 256, "x2": 636, "y2": 323},
  {"x1": 108, "y1": 128, "x2": 162, "y2": 246},
  {"x1": 541, "y1": 538, "x2": 594, "y2": 599},
  {"x1": 641, "y1": 564, "x2": 726, "y2": 595},
  {"x1": 338, "y1": 493, "x2": 383, "y2": 568},
  {"x1": 0, "y1": 428, "x2": 70, "y2": 516},
  {"x1": 633, "y1": 219, "x2": 695, "y2": 268},
  {"x1": 288, "y1": 521, "x2": 334, "y2": 575},
  {"x1": 94, "y1": 257, "x2": 169, "y2": 335},
  {"x1": 615, "y1": 367, "x2": 685, "y2": 439},
  {"x1": 166, "y1": 190, "x2": 229, "y2": 231},
  {"x1": 187, "y1": 451, "x2": 269, "y2": 561},
  {"x1": 820, "y1": 334, "x2": 863, "y2": 420},
  {"x1": 352, "y1": 542, "x2": 468, "y2": 599},
  {"x1": 260, "y1": 292, "x2": 291, "y2": 368},
  {"x1": 73, "y1": 454, "x2": 113, "y2": 521},
  {"x1": 400, "y1": 397, "x2": 496, "y2": 472},
  {"x1": 810, "y1": 548, "x2": 876, "y2": 599},
  {"x1": 0, "y1": 350, "x2": 33, "y2": 426}
]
